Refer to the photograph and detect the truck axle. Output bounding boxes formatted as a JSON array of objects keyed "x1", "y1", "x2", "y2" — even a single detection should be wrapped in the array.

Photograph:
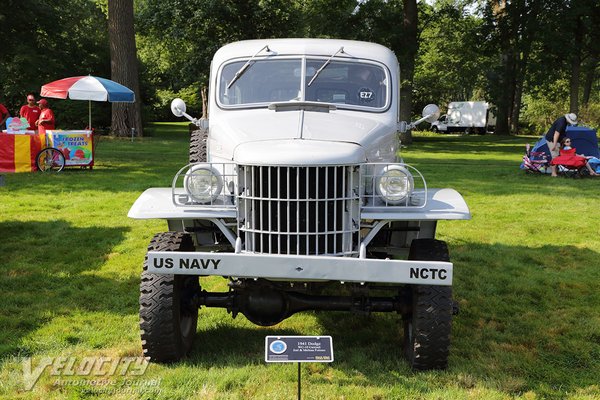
[{"x1": 195, "y1": 288, "x2": 407, "y2": 326}]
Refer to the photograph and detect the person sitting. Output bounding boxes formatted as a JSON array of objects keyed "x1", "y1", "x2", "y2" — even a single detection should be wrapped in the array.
[
  {"x1": 348, "y1": 65, "x2": 384, "y2": 107},
  {"x1": 546, "y1": 113, "x2": 578, "y2": 176},
  {"x1": 550, "y1": 138, "x2": 598, "y2": 176}
]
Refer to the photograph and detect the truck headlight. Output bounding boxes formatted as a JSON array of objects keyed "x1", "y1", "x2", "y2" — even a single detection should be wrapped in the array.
[
  {"x1": 375, "y1": 165, "x2": 413, "y2": 204},
  {"x1": 184, "y1": 164, "x2": 223, "y2": 203}
]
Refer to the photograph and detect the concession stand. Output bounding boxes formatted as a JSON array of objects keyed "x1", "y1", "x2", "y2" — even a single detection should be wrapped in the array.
[{"x1": 0, "y1": 76, "x2": 135, "y2": 173}]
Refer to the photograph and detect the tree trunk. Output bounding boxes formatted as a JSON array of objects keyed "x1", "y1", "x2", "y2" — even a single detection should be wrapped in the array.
[
  {"x1": 398, "y1": 0, "x2": 418, "y2": 145},
  {"x1": 495, "y1": 51, "x2": 512, "y2": 136},
  {"x1": 510, "y1": 48, "x2": 531, "y2": 135},
  {"x1": 569, "y1": 16, "x2": 583, "y2": 115},
  {"x1": 582, "y1": 57, "x2": 597, "y2": 106},
  {"x1": 108, "y1": 0, "x2": 143, "y2": 137}
]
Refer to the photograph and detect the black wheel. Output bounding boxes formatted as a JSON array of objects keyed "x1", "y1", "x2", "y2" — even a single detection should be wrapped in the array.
[
  {"x1": 139, "y1": 232, "x2": 199, "y2": 363},
  {"x1": 36, "y1": 147, "x2": 65, "y2": 172},
  {"x1": 431, "y1": 126, "x2": 439, "y2": 133},
  {"x1": 403, "y1": 239, "x2": 453, "y2": 370},
  {"x1": 189, "y1": 128, "x2": 209, "y2": 163}
]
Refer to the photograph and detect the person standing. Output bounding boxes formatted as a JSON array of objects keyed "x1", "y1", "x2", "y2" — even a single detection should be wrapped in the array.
[
  {"x1": 545, "y1": 113, "x2": 578, "y2": 177},
  {"x1": 0, "y1": 101, "x2": 9, "y2": 130},
  {"x1": 19, "y1": 93, "x2": 41, "y2": 131},
  {"x1": 35, "y1": 99, "x2": 55, "y2": 134}
]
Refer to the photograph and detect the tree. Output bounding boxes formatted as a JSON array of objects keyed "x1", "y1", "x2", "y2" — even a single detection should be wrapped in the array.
[
  {"x1": 414, "y1": 2, "x2": 490, "y2": 120},
  {"x1": 398, "y1": 0, "x2": 419, "y2": 144},
  {"x1": 350, "y1": 0, "x2": 417, "y2": 143},
  {"x1": 108, "y1": 0, "x2": 143, "y2": 137},
  {"x1": 0, "y1": 0, "x2": 110, "y2": 126},
  {"x1": 483, "y1": 0, "x2": 542, "y2": 135}
]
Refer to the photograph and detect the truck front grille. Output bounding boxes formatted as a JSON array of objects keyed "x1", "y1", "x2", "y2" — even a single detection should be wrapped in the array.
[{"x1": 238, "y1": 165, "x2": 360, "y2": 256}]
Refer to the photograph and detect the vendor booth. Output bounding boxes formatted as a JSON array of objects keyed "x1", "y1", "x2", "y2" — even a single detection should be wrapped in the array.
[
  {"x1": 0, "y1": 128, "x2": 95, "y2": 173},
  {"x1": 45, "y1": 130, "x2": 95, "y2": 168},
  {"x1": 0, "y1": 131, "x2": 44, "y2": 173}
]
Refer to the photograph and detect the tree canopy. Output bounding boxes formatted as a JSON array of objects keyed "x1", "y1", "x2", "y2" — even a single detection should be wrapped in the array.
[{"x1": 1, "y1": 0, "x2": 598, "y2": 134}]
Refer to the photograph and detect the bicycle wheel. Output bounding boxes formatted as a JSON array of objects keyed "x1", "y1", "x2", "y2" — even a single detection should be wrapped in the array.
[{"x1": 36, "y1": 147, "x2": 65, "y2": 172}]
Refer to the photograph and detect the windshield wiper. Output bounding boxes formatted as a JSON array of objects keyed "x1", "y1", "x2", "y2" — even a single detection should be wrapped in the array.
[
  {"x1": 227, "y1": 45, "x2": 271, "y2": 89},
  {"x1": 307, "y1": 46, "x2": 345, "y2": 87}
]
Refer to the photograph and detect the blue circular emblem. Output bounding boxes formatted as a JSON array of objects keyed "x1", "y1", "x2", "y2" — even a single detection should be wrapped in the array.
[{"x1": 270, "y1": 340, "x2": 287, "y2": 354}]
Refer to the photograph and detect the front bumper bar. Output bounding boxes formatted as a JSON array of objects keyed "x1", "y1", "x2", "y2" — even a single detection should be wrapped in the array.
[{"x1": 147, "y1": 251, "x2": 453, "y2": 286}]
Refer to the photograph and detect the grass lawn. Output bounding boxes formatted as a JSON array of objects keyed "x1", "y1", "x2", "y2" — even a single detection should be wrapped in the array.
[{"x1": 0, "y1": 123, "x2": 599, "y2": 399}]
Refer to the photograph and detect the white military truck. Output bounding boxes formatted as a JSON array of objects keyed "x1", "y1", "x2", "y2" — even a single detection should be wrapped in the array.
[
  {"x1": 430, "y1": 101, "x2": 496, "y2": 134},
  {"x1": 129, "y1": 39, "x2": 471, "y2": 370}
]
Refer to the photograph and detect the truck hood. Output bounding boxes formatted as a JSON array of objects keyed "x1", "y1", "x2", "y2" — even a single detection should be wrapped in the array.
[
  {"x1": 234, "y1": 139, "x2": 366, "y2": 165},
  {"x1": 212, "y1": 108, "x2": 395, "y2": 163},
  {"x1": 214, "y1": 108, "x2": 392, "y2": 145}
]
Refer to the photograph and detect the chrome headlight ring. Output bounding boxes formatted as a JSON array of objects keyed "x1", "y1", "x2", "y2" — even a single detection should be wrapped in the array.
[
  {"x1": 183, "y1": 164, "x2": 223, "y2": 204},
  {"x1": 375, "y1": 165, "x2": 414, "y2": 205}
]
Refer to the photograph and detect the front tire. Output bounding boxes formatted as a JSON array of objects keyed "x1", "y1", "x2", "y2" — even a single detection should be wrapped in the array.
[
  {"x1": 403, "y1": 239, "x2": 453, "y2": 370},
  {"x1": 139, "y1": 232, "x2": 199, "y2": 362}
]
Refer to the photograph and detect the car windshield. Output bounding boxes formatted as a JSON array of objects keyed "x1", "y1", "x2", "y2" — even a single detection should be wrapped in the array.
[{"x1": 218, "y1": 58, "x2": 388, "y2": 110}]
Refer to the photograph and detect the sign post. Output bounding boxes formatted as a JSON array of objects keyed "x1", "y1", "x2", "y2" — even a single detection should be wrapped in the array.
[{"x1": 265, "y1": 336, "x2": 334, "y2": 400}]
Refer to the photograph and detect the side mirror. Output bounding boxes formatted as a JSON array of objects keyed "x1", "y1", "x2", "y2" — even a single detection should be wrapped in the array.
[
  {"x1": 171, "y1": 98, "x2": 187, "y2": 117},
  {"x1": 422, "y1": 104, "x2": 440, "y2": 123},
  {"x1": 401, "y1": 103, "x2": 441, "y2": 131}
]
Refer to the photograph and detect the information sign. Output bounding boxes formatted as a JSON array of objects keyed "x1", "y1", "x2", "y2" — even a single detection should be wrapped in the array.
[{"x1": 265, "y1": 336, "x2": 333, "y2": 363}]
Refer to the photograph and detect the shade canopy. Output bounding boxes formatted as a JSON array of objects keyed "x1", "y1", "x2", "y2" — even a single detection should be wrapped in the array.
[{"x1": 40, "y1": 76, "x2": 135, "y2": 103}]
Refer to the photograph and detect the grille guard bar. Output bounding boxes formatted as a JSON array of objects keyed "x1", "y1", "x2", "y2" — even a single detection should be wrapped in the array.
[{"x1": 171, "y1": 162, "x2": 428, "y2": 210}]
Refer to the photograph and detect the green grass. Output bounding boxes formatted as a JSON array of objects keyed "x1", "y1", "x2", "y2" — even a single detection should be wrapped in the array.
[{"x1": 1, "y1": 124, "x2": 599, "y2": 399}]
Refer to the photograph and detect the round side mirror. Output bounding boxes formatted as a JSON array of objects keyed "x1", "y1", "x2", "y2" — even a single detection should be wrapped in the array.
[
  {"x1": 171, "y1": 98, "x2": 187, "y2": 117},
  {"x1": 422, "y1": 104, "x2": 440, "y2": 123}
]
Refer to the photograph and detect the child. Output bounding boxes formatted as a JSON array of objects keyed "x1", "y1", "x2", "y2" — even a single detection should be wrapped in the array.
[{"x1": 550, "y1": 138, "x2": 598, "y2": 176}]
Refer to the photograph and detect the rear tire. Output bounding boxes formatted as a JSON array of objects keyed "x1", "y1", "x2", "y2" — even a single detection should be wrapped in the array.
[
  {"x1": 403, "y1": 239, "x2": 453, "y2": 370},
  {"x1": 189, "y1": 128, "x2": 209, "y2": 163},
  {"x1": 139, "y1": 232, "x2": 199, "y2": 363}
]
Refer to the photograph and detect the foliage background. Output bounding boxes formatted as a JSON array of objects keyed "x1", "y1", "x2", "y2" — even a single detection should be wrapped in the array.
[{"x1": 0, "y1": 0, "x2": 598, "y2": 131}]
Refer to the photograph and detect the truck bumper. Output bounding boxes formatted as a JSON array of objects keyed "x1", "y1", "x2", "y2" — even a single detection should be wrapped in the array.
[{"x1": 147, "y1": 251, "x2": 453, "y2": 286}]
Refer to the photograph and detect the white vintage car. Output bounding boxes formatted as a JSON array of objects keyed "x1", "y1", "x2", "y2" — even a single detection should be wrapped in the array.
[{"x1": 129, "y1": 38, "x2": 470, "y2": 370}]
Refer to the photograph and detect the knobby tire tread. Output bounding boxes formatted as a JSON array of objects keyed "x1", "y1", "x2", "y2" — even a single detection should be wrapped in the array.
[
  {"x1": 189, "y1": 128, "x2": 209, "y2": 164},
  {"x1": 405, "y1": 238, "x2": 453, "y2": 370},
  {"x1": 139, "y1": 232, "x2": 198, "y2": 363}
]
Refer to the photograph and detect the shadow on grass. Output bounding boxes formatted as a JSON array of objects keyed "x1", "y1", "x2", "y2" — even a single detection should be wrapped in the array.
[
  {"x1": 172, "y1": 241, "x2": 600, "y2": 398},
  {"x1": 184, "y1": 325, "x2": 302, "y2": 368},
  {"x1": 0, "y1": 220, "x2": 135, "y2": 357}
]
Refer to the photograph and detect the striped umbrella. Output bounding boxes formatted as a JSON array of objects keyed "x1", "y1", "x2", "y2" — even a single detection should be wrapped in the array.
[{"x1": 40, "y1": 76, "x2": 135, "y2": 129}]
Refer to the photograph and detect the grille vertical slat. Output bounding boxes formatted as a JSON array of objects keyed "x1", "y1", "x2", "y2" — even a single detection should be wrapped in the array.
[{"x1": 239, "y1": 165, "x2": 359, "y2": 256}]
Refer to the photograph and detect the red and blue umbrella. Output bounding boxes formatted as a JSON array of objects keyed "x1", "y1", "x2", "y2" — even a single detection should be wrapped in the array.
[{"x1": 40, "y1": 76, "x2": 135, "y2": 128}]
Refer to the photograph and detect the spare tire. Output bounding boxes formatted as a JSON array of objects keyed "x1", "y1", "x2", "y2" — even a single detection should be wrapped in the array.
[{"x1": 189, "y1": 128, "x2": 209, "y2": 163}]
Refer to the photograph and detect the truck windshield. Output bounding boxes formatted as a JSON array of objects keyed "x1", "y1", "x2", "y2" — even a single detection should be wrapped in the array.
[{"x1": 218, "y1": 58, "x2": 388, "y2": 110}]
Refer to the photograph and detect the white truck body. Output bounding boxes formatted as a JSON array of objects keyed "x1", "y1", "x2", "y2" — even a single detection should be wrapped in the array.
[
  {"x1": 129, "y1": 39, "x2": 471, "y2": 369},
  {"x1": 430, "y1": 101, "x2": 495, "y2": 134}
]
